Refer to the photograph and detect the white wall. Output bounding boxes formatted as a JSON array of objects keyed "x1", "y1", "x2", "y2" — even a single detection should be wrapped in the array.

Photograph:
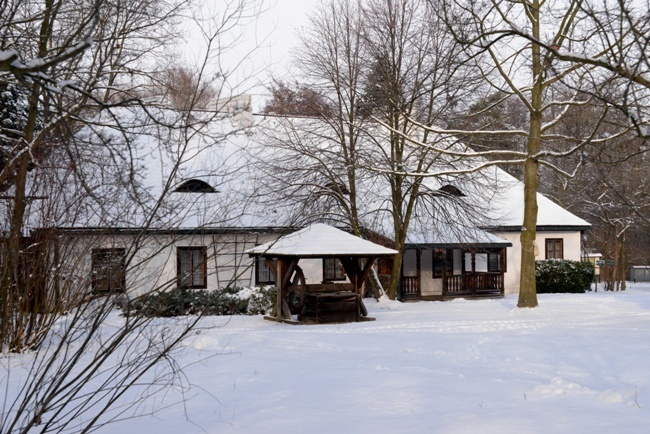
[
  {"x1": 66, "y1": 232, "x2": 362, "y2": 298},
  {"x1": 494, "y1": 230, "x2": 583, "y2": 295},
  {"x1": 420, "y1": 249, "x2": 443, "y2": 296},
  {"x1": 66, "y1": 232, "x2": 282, "y2": 298},
  {"x1": 66, "y1": 229, "x2": 584, "y2": 299}
]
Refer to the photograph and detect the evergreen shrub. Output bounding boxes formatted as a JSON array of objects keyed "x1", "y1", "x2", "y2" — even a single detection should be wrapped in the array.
[
  {"x1": 535, "y1": 259, "x2": 595, "y2": 293},
  {"x1": 125, "y1": 286, "x2": 277, "y2": 317}
]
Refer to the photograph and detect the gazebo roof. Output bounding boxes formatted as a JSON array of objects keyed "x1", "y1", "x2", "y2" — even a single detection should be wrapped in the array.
[{"x1": 246, "y1": 223, "x2": 398, "y2": 258}]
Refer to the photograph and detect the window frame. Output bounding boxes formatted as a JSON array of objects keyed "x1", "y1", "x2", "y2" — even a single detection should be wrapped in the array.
[
  {"x1": 91, "y1": 248, "x2": 126, "y2": 293},
  {"x1": 255, "y1": 256, "x2": 275, "y2": 285},
  {"x1": 545, "y1": 238, "x2": 564, "y2": 260},
  {"x1": 323, "y1": 257, "x2": 346, "y2": 282},
  {"x1": 432, "y1": 249, "x2": 453, "y2": 278},
  {"x1": 487, "y1": 251, "x2": 500, "y2": 272},
  {"x1": 177, "y1": 246, "x2": 208, "y2": 289}
]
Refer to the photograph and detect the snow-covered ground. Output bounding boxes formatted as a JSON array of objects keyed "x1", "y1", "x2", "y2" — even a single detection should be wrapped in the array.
[{"x1": 6, "y1": 284, "x2": 650, "y2": 433}]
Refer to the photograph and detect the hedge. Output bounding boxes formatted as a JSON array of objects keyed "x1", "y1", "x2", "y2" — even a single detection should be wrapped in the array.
[
  {"x1": 535, "y1": 259, "x2": 595, "y2": 293},
  {"x1": 124, "y1": 286, "x2": 277, "y2": 317}
]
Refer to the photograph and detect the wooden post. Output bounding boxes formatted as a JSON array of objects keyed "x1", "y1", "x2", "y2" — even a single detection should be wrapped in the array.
[
  {"x1": 275, "y1": 258, "x2": 288, "y2": 320},
  {"x1": 442, "y1": 249, "x2": 447, "y2": 296},
  {"x1": 274, "y1": 257, "x2": 299, "y2": 320},
  {"x1": 340, "y1": 257, "x2": 361, "y2": 294},
  {"x1": 500, "y1": 248, "x2": 506, "y2": 295},
  {"x1": 359, "y1": 258, "x2": 376, "y2": 286},
  {"x1": 471, "y1": 249, "x2": 476, "y2": 296}
]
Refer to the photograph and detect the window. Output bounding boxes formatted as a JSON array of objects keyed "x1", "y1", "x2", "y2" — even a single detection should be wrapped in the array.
[
  {"x1": 92, "y1": 249, "x2": 126, "y2": 293},
  {"x1": 432, "y1": 249, "x2": 453, "y2": 278},
  {"x1": 487, "y1": 252, "x2": 501, "y2": 272},
  {"x1": 256, "y1": 257, "x2": 275, "y2": 285},
  {"x1": 174, "y1": 179, "x2": 217, "y2": 193},
  {"x1": 323, "y1": 257, "x2": 346, "y2": 281},
  {"x1": 177, "y1": 247, "x2": 207, "y2": 289},
  {"x1": 545, "y1": 239, "x2": 564, "y2": 259},
  {"x1": 437, "y1": 184, "x2": 465, "y2": 197}
]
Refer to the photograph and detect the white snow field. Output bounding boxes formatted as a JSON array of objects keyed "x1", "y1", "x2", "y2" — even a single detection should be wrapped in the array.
[{"x1": 6, "y1": 284, "x2": 650, "y2": 433}]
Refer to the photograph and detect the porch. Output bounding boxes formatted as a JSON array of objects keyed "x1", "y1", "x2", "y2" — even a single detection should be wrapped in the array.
[
  {"x1": 401, "y1": 272, "x2": 504, "y2": 300},
  {"x1": 399, "y1": 244, "x2": 510, "y2": 301}
]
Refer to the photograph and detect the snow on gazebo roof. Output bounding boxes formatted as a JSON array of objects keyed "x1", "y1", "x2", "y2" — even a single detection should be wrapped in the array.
[{"x1": 246, "y1": 223, "x2": 398, "y2": 258}]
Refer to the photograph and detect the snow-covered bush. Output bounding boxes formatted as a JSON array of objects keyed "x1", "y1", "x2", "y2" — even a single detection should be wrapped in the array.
[
  {"x1": 126, "y1": 286, "x2": 277, "y2": 317},
  {"x1": 247, "y1": 286, "x2": 278, "y2": 315},
  {"x1": 535, "y1": 260, "x2": 595, "y2": 293}
]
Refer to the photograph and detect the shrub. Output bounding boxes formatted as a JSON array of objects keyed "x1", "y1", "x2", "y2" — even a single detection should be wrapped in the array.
[
  {"x1": 125, "y1": 286, "x2": 277, "y2": 317},
  {"x1": 247, "y1": 286, "x2": 277, "y2": 315},
  {"x1": 535, "y1": 259, "x2": 595, "y2": 293}
]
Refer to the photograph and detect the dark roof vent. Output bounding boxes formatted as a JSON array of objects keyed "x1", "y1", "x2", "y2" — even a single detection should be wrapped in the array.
[
  {"x1": 174, "y1": 179, "x2": 218, "y2": 193},
  {"x1": 437, "y1": 184, "x2": 465, "y2": 197}
]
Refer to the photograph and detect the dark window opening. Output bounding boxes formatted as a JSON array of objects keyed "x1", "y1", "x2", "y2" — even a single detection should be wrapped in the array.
[
  {"x1": 177, "y1": 246, "x2": 207, "y2": 288},
  {"x1": 377, "y1": 257, "x2": 392, "y2": 275},
  {"x1": 437, "y1": 184, "x2": 465, "y2": 197},
  {"x1": 92, "y1": 248, "x2": 126, "y2": 293},
  {"x1": 324, "y1": 181, "x2": 350, "y2": 195},
  {"x1": 432, "y1": 249, "x2": 453, "y2": 278},
  {"x1": 487, "y1": 252, "x2": 501, "y2": 272},
  {"x1": 174, "y1": 179, "x2": 217, "y2": 193},
  {"x1": 545, "y1": 239, "x2": 564, "y2": 259},
  {"x1": 256, "y1": 257, "x2": 275, "y2": 285},
  {"x1": 323, "y1": 257, "x2": 346, "y2": 281}
]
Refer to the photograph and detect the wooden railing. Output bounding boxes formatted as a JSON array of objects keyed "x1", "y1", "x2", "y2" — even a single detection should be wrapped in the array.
[
  {"x1": 400, "y1": 276, "x2": 420, "y2": 299},
  {"x1": 445, "y1": 272, "x2": 503, "y2": 296}
]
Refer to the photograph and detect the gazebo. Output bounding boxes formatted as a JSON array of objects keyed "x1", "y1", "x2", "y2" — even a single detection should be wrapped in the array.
[{"x1": 246, "y1": 224, "x2": 398, "y2": 324}]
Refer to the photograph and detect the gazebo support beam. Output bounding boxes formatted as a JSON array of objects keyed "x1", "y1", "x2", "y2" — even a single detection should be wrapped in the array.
[
  {"x1": 359, "y1": 258, "x2": 376, "y2": 285},
  {"x1": 339, "y1": 257, "x2": 361, "y2": 293},
  {"x1": 274, "y1": 257, "x2": 299, "y2": 320}
]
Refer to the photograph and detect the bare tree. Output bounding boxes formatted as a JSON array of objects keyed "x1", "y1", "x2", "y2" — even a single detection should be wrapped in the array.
[
  {"x1": 405, "y1": 0, "x2": 642, "y2": 307},
  {"x1": 0, "y1": 0, "x2": 188, "y2": 350},
  {"x1": 249, "y1": 0, "x2": 372, "y2": 292},
  {"x1": 359, "y1": 0, "x2": 483, "y2": 299},
  {"x1": 542, "y1": 126, "x2": 650, "y2": 291},
  {"x1": 156, "y1": 66, "x2": 219, "y2": 110},
  {"x1": 461, "y1": 0, "x2": 650, "y2": 138},
  {"x1": 1, "y1": 0, "x2": 266, "y2": 431},
  {"x1": 262, "y1": 79, "x2": 332, "y2": 116},
  {"x1": 254, "y1": 0, "x2": 480, "y2": 299}
]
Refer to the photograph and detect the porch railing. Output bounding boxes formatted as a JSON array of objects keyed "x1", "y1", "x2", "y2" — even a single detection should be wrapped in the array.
[
  {"x1": 400, "y1": 276, "x2": 420, "y2": 299},
  {"x1": 445, "y1": 272, "x2": 503, "y2": 296}
]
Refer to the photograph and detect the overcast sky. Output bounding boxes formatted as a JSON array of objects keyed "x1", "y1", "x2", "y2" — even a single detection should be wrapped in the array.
[{"x1": 182, "y1": 0, "x2": 321, "y2": 109}]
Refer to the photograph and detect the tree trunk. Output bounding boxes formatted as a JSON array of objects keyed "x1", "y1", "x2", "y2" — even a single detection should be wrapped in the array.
[
  {"x1": 387, "y1": 250, "x2": 403, "y2": 300},
  {"x1": 517, "y1": 0, "x2": 542, "y2": 309},
  {"x1": 517, "y1": 157, "x2": 539, "y2": 308},
  {"x1": 621, "y1": 234, "x2": 627, "y2": 291}
]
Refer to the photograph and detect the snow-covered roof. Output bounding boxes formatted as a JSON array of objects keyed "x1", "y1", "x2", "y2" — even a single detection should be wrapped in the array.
[
  {"x1": 405, "y1": 220, "x2": 511, "y2": 247},
  {"x1": 15, "y1": 98, "x2": 589, "y2": 243},
  {"x1": 246, "y1": 224, "x2": 398, "y2": 257},
  {"x1": 12, "y1": 102, "x2": 288, "y2": 232},
  {"x1": 250, "y1": 114, "x2": 591, "y2": 244},
  {"x1": 483, "y1": 167, "x2": 591, "y2": 229}
]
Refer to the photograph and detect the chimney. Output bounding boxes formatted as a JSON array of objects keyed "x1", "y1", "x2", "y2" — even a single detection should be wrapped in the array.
[{"x1": 216, "y1": 94, "x2": 253, "y2": 128}]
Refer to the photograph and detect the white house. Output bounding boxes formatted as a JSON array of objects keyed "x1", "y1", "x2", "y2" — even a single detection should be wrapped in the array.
[
  {"x1": 20, "y1": 96, "x2": 590, "y2": 301},
  {"x1": 399, "y1": 167, "x2": 590, "y2": 300}
]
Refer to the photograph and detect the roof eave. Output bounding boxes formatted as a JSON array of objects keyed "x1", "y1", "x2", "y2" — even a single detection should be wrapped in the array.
[
  {"x1": 483, "y1": 225, "x2": 592, "y2": 233},
  {"x1": 248, "y1": 252, "x2": 398, "y2": 258},
  {"x1": 405, "y1": 242, "x2": 512, "y2": 249}
]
